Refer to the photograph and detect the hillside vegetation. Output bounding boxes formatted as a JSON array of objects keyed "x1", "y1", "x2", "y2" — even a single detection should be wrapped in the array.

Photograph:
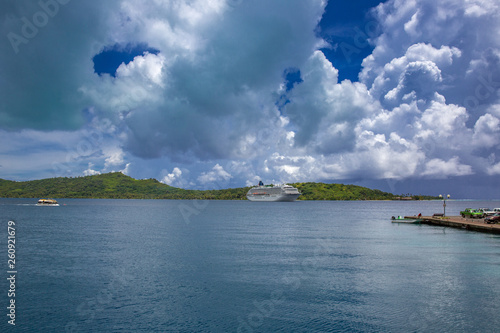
[
  {"x1": 292, "y1": 182, "x2": 395, "y2": 200},
  {"x1": 0, "y1": 172, "x2": 436, "y2": 200},
  {"x1": 0, "y1": 173, "x2": 248, "y2": 200}
]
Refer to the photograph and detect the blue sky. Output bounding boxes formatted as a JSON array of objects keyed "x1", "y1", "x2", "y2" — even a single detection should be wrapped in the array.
[
  {"x1": 319, "y1": 0, "x2": 382, "y2": 81},
  {"x1": 1, "y1": 0, "x2": 500, "y2": 198}
]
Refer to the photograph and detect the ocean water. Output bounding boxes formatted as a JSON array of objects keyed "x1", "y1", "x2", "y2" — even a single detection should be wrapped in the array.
[{"x1": 1, "y1": 198, "x2": 500, "y2": 332}]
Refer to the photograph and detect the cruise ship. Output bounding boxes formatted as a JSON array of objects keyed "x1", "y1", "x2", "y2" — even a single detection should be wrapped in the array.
[{"x1": 246, "y1": 181, "x2": 301, "y2": 202}]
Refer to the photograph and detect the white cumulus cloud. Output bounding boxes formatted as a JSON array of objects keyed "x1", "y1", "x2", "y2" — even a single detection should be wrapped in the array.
[
  {"x1": 161, "y1": 167, "x2": 183, "y2": 185},
  {"x1": 422, "y1": 157, "x2": 474, "y2": 178},
  {"x1": 83, "y1": 163, "x2": 101, "y2": 176},
  {"x1": 198, "y1": 164, "x2": 233, "y2": 186}
]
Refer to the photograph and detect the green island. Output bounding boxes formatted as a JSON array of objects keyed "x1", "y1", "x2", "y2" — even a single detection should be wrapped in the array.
[{"x1": 0, "y1": 172, "x2": 438, "y2": 200}]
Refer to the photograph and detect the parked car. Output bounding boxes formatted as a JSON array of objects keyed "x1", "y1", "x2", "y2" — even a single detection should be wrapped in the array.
[
  {"x1": 493, "y1": 208, "x2": 500, "y2": 213},
  {"x1": 485, "y1": 213, "x2": 500, "y2": 224},
  {"x1": 460, "y1": 208, "x2": 484, "y2": 218},
  {"x1": 478, "y1": 208, "x2": 496, "y2": 216}
]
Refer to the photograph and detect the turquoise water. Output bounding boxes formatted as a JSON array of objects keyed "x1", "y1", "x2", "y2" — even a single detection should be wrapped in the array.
[{"x1": 1, "y1": 198, "x2": 500, "y2": 332}]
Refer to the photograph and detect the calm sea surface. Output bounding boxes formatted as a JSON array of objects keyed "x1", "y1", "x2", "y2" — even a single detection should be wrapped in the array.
[{"x1": 1, "y1": 198, "x2": 500, "y2": 332}]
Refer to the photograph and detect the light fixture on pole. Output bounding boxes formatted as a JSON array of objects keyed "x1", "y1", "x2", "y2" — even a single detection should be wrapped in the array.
[{"x1": 439, "y1": 194, "x2": 450, "y2": 216}]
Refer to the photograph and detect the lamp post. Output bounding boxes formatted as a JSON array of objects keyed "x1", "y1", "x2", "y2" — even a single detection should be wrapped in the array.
[{"x1": 439, "y1": 194, "x2": 450, "y2": 216}]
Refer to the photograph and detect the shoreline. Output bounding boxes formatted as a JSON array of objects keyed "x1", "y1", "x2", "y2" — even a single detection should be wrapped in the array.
[{"x1": 0, "y1": 197, "x2": 449, "y2": 201}]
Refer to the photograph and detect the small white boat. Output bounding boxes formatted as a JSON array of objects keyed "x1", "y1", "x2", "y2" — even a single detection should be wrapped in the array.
[
  {"x1": 391, "y1": 216, "x2": 422, "y2": 224},
  {"x1": 36, "y1": 199, "x2": 60, "y2": 206}
]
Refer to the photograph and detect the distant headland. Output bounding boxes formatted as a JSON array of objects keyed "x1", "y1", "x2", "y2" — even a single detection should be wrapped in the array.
[{"x1": 0, "y1": 172, "x2": 439, "y2": 200}]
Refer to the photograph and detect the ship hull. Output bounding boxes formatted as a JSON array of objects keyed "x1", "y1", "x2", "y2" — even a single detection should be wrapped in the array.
[{"x1": 246, "y1": 193, "x2": 301, "y2": 202}]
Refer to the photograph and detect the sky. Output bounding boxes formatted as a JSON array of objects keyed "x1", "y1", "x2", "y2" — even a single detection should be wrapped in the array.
[{"x1": 1, "y1": 0, "x2": 500, "y2": 199}]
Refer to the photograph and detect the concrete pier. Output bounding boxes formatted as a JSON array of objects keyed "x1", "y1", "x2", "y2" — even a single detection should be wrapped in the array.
[{"x1": 405, "y1": 216, "x2": 500, "y2": 234}]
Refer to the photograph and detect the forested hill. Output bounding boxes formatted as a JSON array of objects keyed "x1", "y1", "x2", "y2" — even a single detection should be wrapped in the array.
[
  {"x1": 0, "y1": 172, "x2": 248, "y2": 199},
  {"x1": 293, "y1": 182, "x2": 395, "y2": 200},
  {"x1": 0, "y1": 172, "x2": 242, "y2": 199},
  {"x1": 0, "y1": 172, "x2": 435, "y2": 200}
]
